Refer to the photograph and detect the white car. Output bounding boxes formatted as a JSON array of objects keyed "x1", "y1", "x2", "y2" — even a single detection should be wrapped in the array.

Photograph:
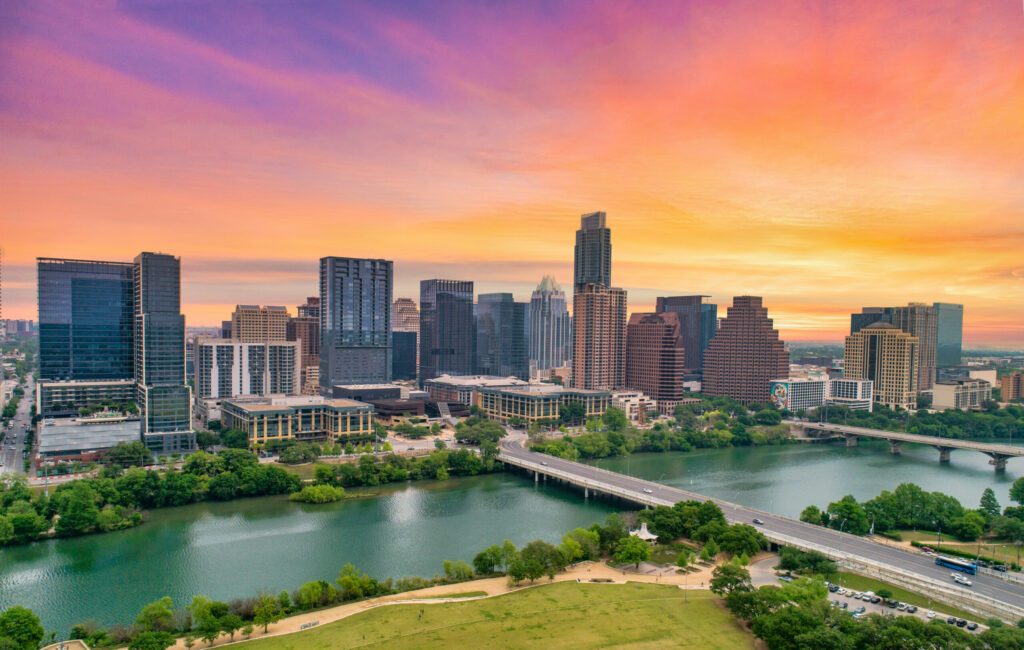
[
  {"x1": 642, "y1": 488, "x2": 653, "y2": 494},
  {"x1": 926, "y1": 610, "x2": 936, "y2": 619}
]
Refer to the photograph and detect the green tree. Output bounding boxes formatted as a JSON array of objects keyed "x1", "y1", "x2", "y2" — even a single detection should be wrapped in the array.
[
  {"x1": 104, "y1": 441, "x2": 152, "y2": 467},
  {"x1": 128, "y1": 631, "x2": 176, "y2": 650},
  {"x1": 826, "y1": 495, "x2": 870, "y2": 535},
  {"x1": 0, "y1": 606, "x2": 45, "y2": 650},
  {"x1": 614, "y1": 535, "x2": 652, "y2": 568},
  {"x1": 520, "y1": 540, "x2": 566, "y2": 579},
  {"x1": 252, "y1": 593, "x2": 281, "y2": 633},
  {"x1": 981, "y1": 487, "x2": 1002, "y2": 521},
  {"x1": 1007, "y1": 478, "x2": 1024, "y2": 505},
  {"x1": 676, "y1": 549, "x2": 692, "y2": 569},
  {"x1": 602, "y1": 407, "x2": 628, "y2": 432},
  {"x1": 949, "y1": 511, "x2": 985, "y2": 541},
  {"x1": 54, "y1": 481, "x2": 100, "y2": 537},
  {"x1": 135, "y1": 596, "x2": 175, "y2": 632},
  {"x1": 709, "y1": 563, "x2": 753, "y2": 596},
  {"x1": 700, "y1": 538, "x2": 720, "y2": 561},
  {"x1": 799, "y1": 505, "x2": 824, "y2": 526},
  {"x1": 717, "y1": 524, "x2": 766, "y2": 557},
  {"x1": 220, "y1": 614, "x2": 243, "y2": 640},
  {"x1": 473, "y1": 545, "x2": 504, "y2": 575}
]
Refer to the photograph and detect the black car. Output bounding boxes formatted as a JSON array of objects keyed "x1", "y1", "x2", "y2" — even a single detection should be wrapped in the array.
[
  {"x1": 828, "y1": 585, "x2": 839, "y2": 593},
  {"x1": 947, "y1": 617, "x2": 957, "y2": 625},
  {"x1": 993, "y1": 565, "x2": 1009, "y2": 572},
  {"x1": 967, "y1": 622, "x2": 978, "y2": 631},
  {"x1": 871, "y1": 596, "x2": 882, "y2": 604},
  {"x1": 957, "y1": 619, "x2": 968, "y2": 627},
  {"x1": 886, "y1": 600, "x2": 898, "y2": 608},
  {"x1": 906, "y1": 605, "x2": 917, "y2": 613}
]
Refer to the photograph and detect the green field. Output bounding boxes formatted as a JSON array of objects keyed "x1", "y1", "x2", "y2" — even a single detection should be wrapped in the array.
[
  {"x1": 238, "y1": 582, "x2": 753, "y2": 649},
  {"x1": 416, "y1": 591, "x2": 488, "y2": 600},
  {"x1": 892, "y1": 530, "x2": 1023, "y2": 566},
  {"x1": 834, "y1": 572, "x2": 977, "y2": 621}
]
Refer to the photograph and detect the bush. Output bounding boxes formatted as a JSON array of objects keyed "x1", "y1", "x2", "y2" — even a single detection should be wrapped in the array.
[
  {"x1": 279, "y1": 443, "x2": 321, "y2": 465},
  {"x1": 289, "y1": 485, "x2": 346, "y2": 504}
]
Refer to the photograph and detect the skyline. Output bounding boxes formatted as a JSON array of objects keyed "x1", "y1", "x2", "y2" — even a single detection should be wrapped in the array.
[{"x1": 2, "y1": 1, "x2": 1023, "y2": 346}]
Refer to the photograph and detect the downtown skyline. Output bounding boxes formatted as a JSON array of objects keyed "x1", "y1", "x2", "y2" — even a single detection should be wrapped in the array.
[{"x1": 2, "y1": 0, "x2": 1023, "y2": 346}]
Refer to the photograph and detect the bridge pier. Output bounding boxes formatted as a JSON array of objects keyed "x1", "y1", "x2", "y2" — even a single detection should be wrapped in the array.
[
  {"x1": 935, "y1": 446, "x2": 952, "y2": 463},
  {"x1": 585, "y1": 487, "x2": 589, "y2": 499},
  {"x1": 844, "y1": 434, "x2": 858, "y2": 447},
  {"x1": 988, "y1": 454, "x2": 1009, "y2": 472},
  {"x1": 534, "y1": 471, "x2": 539, "y2": 484},
  {"x1": 889, "y1": 441, "x2": 902, "y2": 455}
]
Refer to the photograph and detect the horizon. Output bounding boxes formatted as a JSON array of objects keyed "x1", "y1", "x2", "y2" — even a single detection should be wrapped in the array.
[{"x1": 2, "y1": 0, "x2": 1023, "y2": 346}]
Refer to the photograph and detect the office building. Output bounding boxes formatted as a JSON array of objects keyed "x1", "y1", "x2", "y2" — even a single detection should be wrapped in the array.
[
  {"x1": 220, "y1": 320, "x2": 232, "y2": 339},
  {"x1": 423, "y1": 374, "x2": 528, "y2": 405},
  {"x1": 850, "y1": 307, "x2": 893, "y2": 334},
  {"x1": 768, "y1": 378, "x2": 827, "y2": 411},
  {"x1": 231, "y1": 305, "x2": 290, "y2": 343},
  {"x1": 934, "y1": 303, "x2": 964, "y2": 368},
  {"x1": 574, "y1": 211, "x2": 612, "y2": 289},
  {"x1": 221, "y1": 395, "x2": 374, "y2": 449},
  {"x1": 37, "y1": 414, "x2": 142, "y2": 462},
  {"x1": 476, "y1": 384, "x2": 611, "y2": 425},
  {"x1": 286, "y1": 314, "x2": 319, "y2": 394},
  {"x1": 702, "y1": 296, "x2": 789, "y2": 404},
  {"x1": 419, "y1": 279, "x2": 474, "y2": 381},
  {"x1": 134, "y1": 252, "x2": 195, "y2": 453},
  {"x1": 476, "y1": 293, "x2": 528, "y2": 380},
  {"x1": 827, "y1": 378, "x2": 874, "y2": 411},
  {"x1": 297, "y1": 296, "x2": 320, "y2": 319},
  {"x1": 572, "y1": 284, "x2": 627, "y2": 390},
  {"x1": 391, "y1": 330, "x2": 417, "y2": 380},
  {"x1": 933, "y1": 379, "x2": 992, "y2": 411},
  {"x1": 843, "y1": 322, "x2": 919, "y2": 410},
  {"x1": 611, "y1": 390, "x2": 660, "y2": 423},
  {"x1": 1001, "y1": 373, "x2": 1023, "y2": 401},
  {"x1": 36, "y1": 379, "x2": 137, "y2": 419},
  {"x1": 655, "y1": 295, "x2": 718, "y2": 372},
  {"x1": 37, "y1": 258, "x2": 135, "y2": 382},
  {"x1": 891, "y1": 303, "x2": 938, "y2": 391},
  {"x1": 193, "y1": 339, "x2": 301, "y2": 420},
  {"x1": 392, "y1": 297, "x2": 420, "y2": 371},
  {"x1": 320, "y1": 257, "x2": 393, "y2": 389},
  {"x1": 528, "y1": 276, "x2": 571, "y2": 371},
  {"x1": 625, "y1": 312, "x2": 685, "y2": 414}
]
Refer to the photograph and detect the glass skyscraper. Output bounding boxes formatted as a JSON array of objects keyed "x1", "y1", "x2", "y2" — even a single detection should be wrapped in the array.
[
  {"x1": 655, "y1": 295, "x2": 717, "y2": 372},
  {"x1": 37, "y1": 258, "x2": 135, "y2": 381},
  {"x1": 419, "y1": 279, "x2": 474, "y2": 382},
  {"x1": 476, "y1": 293, "x2": 528, "y2": 380},
  {"x1": 934, "y1": 302, "x2": 964, "y2": 368},
  {"x1": 527, "y1": 276, "x2": 571, "y2": 371},
  {"x1": 574, "y1": 211, "x2": 611, "y2": 290},
  {"x1": 319, "y1": 257, "x2": 393, "y2": 389}
]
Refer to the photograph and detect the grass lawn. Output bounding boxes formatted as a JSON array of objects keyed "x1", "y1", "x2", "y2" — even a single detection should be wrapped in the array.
[
  {"x1": 237, "y1": 582, "x2": 753, "y2": 649},
  {"x1": 834, "y1": 572, "x2": 977, "y2": 621},
  {"x1": 416, "y1": 591, "x2": 488, "y2": 600},
  {"x1": 892, "y1": 530, "x2": 1023, "y2": 566},
  {"x1": 272, "y1": 462, "x2": 318, "y2": 481}
]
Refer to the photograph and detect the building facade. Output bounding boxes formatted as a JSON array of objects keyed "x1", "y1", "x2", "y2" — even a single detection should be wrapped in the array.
[
  {"x1": 1003, "y1": 373, "x2": 1024, "y2": 402},
  {"x1": 134, "y1": 252, "x2": 195, "y2": 453},
  {"x1": 286, "y1": 315, "x2": 319, "y2": 395},
  {"x1": 391, "y1": 331, "x2": 417, "y2": 380},
  {"x1": 36, "y1": 379, "x2": 137, "y2": 419},
  {"x1": 702, "y1": 296, "x2": 789, "y2": 404},
  {"x1": 297, "y1": 296, "x2": 320, "y2": 319},
  {"x1": 625, "y1": 312, "x2": 685, "y2": 413},
  {"x1": 319, "y1": 257, "x2": 393, "y2": 389},
  {"x1": 392, "y1": 297, "x2": 420, "y2": 371},
  {"x1": 528, "y1": 276, "x2": 571, "y2": 371},
  {"x1": 193, "y1": 339, "x2": 301, "y2": 419},
  {"x1": 220, "y1": 396, "x2": 374, "y2": 449},
  {"x1": 655, "y1": 295, "x2": 717, "y2": 372},
  {"x1": 419, "y1": 279, "x2": 474, "y2": 382},
  {"x1": 476, "y1": 293, "x2": 528, "y2": 380},
  {"x1": 934, "y1": 302, "x2": 964, "y2": 368},
  {"x1": 890, "y1": 303, "x2": 938, "y2": 391},
  {"x1": 572, "y1": 284, "x2": 627, "y2": 390},
  {"x1": 574, "y1": 211, "x2": 611, "y2": 289},
  {"x1": 933, "y1": 379, "x2": 992, "y2": 411},
  {"x1": 611, "y1": 390, "x2": 659, "y2": 423},
  {"x1": 476, "y1": 384, "x2": 610, "y2": 424},
  {"x1": 231, "y1": 305, "x2": 290, "y2": 343},
  {"x1": 843, "y1": 322, "x2": 919, "y2": 411},
  {"x1": 827, "y1": 378, "x2": 874, "y2": 411},
  {"x1": 423, "y1": 374, "x2": 528, "y2": 405},
  {"x1": 769, "y1": 378, "x2": 827, "y2": 411},
  {"x1": 850, "y1": 307, "x2": 894, "y2": 334}
]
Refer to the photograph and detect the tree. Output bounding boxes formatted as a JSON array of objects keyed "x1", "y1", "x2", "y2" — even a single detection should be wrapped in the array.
[
  {"x1": 614, "y1": 535, "x2": 652, "y2": 568},
  {"x1": 826, "y1": 495, "x2": 870, "y2": 535},
  {"x1": 676, "y1": 549, "x2": 692, "y2": 569},
  {"x1": 718, "y1": 524, "x2": 766, "y2": 557},
  {"x1": 799, "y1": 505, "x2": 824, "y2": 526},
  {"x1": 252, "y1": 593, "x2": 281, "y2": 633},
  {"x1": 981, "y1": 487, "x2": 1002, "y2": 521},
  {"x1": 104, "y1": 441, "x2": 152, "y2": 467},
  {"x1": 602, "y1": 407, "x2": 628, "y2": 432},
  {"x1": 219, "y1": 429, "x2": 249, "y2": 449},
  {"x1": 0, "y1": 606, "x2": 45, "y2": 650},
  {"x1": 135, "y1": 596, "x2": 175, "y2": 632},
  {"x1": 54, "y1": 481, "x2": 100, "y2": 537},
  {"x1": 220, "y1": 614, "x2": 243, "y2": 640},
  {"x1": 473, "y1": 545, "x2": 504, "y2": 575},
  {"x1": 434, "y1": 439, "x2": 446, "y2": 450},
  {"x1": 709, "y1": 563, "x2": 752, "y2": 596},
  {"x1": 129, "y1": 631, "x2": 176, "y2": 650},
  {"x1": 1008, "y1": 478, "x2": 1024, "y2": 505},
  {"x1": 700, "y1": 538, "x2": 720, "y2": 561},
  {"x1": 520, "y1": 540, "x2": 566, "y2": 579},
  {"x1": 949, "y1": 511, "x2": 985, "y2": 541}
]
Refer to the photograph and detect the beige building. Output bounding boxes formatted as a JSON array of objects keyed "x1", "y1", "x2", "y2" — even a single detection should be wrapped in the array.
[
  {"x1": 231, "y1": 305, "x2": 290, "y2": 343},
  {"x1": 1002, "y1": 372, "x2": 1024, "y2": 402},
  {"x1": 844, "y1": 323, "x2": 919, "y2": 410},
  {"x1": 890, "y1": 303, "x2": 938, "y2": 391},
  {"x1": 933, "y1": 379, "x2": 992, "y2": 411},
  {"x1": 572, "y1": 284, "x2": 627, "y2": 390}
]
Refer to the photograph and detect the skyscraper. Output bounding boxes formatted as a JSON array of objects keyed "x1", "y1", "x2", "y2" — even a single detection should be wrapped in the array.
[
  {"x1": 655, "y1": 295, "x2": 717, "y2": 372},
  {"x1": 419, "y1": 279, "x2": 475, "y2": 382},
  {"x1": 625, "y1": 312, "x2": 685, "y2": 412},
  {"x1": 934, "y1": 302, "x2": 964, "y2": 368},
  {"x1": 391, "y1": 331, "x2": 417, "y2": 380},
  {"x1": 231, "y1": 305, "x2": 290, "y2": 342},
  {"x1": 844, "y1": 322, "x2": 919, "y2": 410},
  {"x1": 528, "y1": 276, "x2": 571, "y2": 371},
  {"x1": 286, "y1": 314, "x2": 319, "y2": 394},
  {"x1": 37, "y1": 258, "x2": 135, "y2": 381},
  {"x1": 297, "y1": 296, "x2": 320, "y2": 319},
  {"x1": 574, "y1": 211, "x2": 611, "y2": 289},
  {"x1": 319, "y1": 257, "x2": 393, "y2": 389},
  {"x1": 134, "y1": 252, "x2": 195, "y2": 453},
  {"x1": 476, "y1": 293, "x2": 528, "y2": 380},
  {"x1": 702, "y1": 296, "x2": 789, "y2": 404},
  {"x1": 572, "y1": 284, "x2": 627, "y2": 390},
  {"x1": 392, "y1": 297, "x2": 420, "y2": 372},
  {"x1": 891, "y1": 303, "x2": 938, "y2": 391},
  {"x1": 850, "y1": 307, "x2": 893, "y2": 334}
]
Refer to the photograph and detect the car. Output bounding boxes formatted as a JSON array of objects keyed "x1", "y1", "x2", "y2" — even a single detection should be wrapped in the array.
[
  {"x1": 897, "y1": 603, "x2": 908, "y2": 611},
  {"x1": 947, "y1": 617, "x2": 957, "y2": 625},
  {"x1": 540, "y1": 461, "x2": 548, "y2": 466},
  {"x1": 828, "y1": 584, "x2": 839, "y2": 593},
  {"x1": 906, "y1": 605, "x2": 917, "y2": 613},
  {"x1": 852, "y1": 612, "x2": 863, "y2": 619},
  {"x1": 779, "y1": 575, "x2": 793, "y2": 582},
  {"x1": 752, "y1": 518, "x2": 765, "y2": 525},
  {"x1": 854, "y1": 606, "x2": 866, "y2": 614},
  {"x1": 871, "y1": 596, "x2": 882, "y2": 604},
  {"x1": 926, "y1": 610, "x2": 936, "y2": 619},
  {"x1": 642, "y1": 488, "x2": 653, "y2": 494},
  {"x1": 967, "y1": 622, "x2": 978, "y2": 631},
  {"x1": 955, "y1": 577, "x2": 973, "y2": 587},
  {"x1": 993, "y1": 565, "x2": 1009, "y2": 572},
  {"x1": 840, "y1": 602, "x2": 848, "y2": 609},
  {"x1": 956, "y1": 619, "x2": 967, "y2": 627}
]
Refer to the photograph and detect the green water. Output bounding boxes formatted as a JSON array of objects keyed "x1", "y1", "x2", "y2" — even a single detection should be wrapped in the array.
[{"x1": 2, "y1": 439, "x2": 1019, "y2": 634}]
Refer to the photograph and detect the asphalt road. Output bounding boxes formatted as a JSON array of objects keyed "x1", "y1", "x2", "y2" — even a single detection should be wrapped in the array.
[
  {"x1": 499, "y1": 438, "x2": 1024, "y2": 613},
  {"x1": 1, "y1": 375, "x2": 32, "y2": 475}
]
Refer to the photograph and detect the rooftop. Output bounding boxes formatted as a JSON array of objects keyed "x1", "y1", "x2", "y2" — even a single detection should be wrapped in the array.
[
  {"x1": 426, "y1": 375, "x2": 529, "y2": 388},
  {"x1": 39, "y1": 418, "x2": 141, "y2": 454}
]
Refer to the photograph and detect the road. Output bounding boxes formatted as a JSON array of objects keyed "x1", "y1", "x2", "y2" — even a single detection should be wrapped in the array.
[
  {"x1": 498, "y1": 438, "x2": 1024, "y2": 615},
  {"x1": 801, "y1": 421, "x2": 1024, "y2": 457},
  {"x1": 1, "y1": 374, "x2": 33, "y2": 475}
]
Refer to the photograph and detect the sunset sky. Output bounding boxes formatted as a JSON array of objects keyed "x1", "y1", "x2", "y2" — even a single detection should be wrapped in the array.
[{"x1": 1, "y1": 0, "x2": 1022, "y2": 346}]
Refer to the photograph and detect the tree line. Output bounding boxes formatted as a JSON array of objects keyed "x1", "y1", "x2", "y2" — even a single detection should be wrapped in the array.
[{"x1": 807, "y1": 403, "x2": 1024, "y2": 440}]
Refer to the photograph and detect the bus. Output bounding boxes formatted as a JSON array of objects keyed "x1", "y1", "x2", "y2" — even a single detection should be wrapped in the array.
[{"x1": 935, "y1": 555, "x2": 977, "y2": 575}]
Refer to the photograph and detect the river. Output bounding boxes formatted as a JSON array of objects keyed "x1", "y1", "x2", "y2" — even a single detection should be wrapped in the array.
[{"x1": 1, "y1": 438, "x2": 1019, "y2": 634}]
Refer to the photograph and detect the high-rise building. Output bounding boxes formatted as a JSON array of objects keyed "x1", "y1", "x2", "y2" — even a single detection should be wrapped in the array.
[
  {"x1": 391, "y1": 331, "x2": 417, "y2": 380},
  {"x1": 574, "y1": 211, "x2": 611, "y2": 290},
  {"x1": 1002, "y1": 373, "x2": 1024, "y2": 402},
  {"x1": 297, "y1": 296, "x2": 320, "y2": 319},
  {"x1": 231, "y1": 305, "x2": 290, "y2": 343},
  {"x1": 220, "y1": 320, "x2": 232, "y2": 339},
  {"x1": 134, "y1": 252, "x2": 195, "y2": 453},
  {"x1": 286, "y1": 315, "x2": 319, "y2": 394},
  {"x1": 419, "y1": 279, "x2": 475, "y2": 382},
  {"x1": 933, "y1": 379, "x2": 991, "y2": 411},
  {"x1": 194, "y1": 339, "x2": 300, "y2": 399},
  {"x1": 702, "y1": 296, "x2": 789, "y2": 404},
  {"x1": 572, "y1": 284, "x2": 627, "y2": 390},
  {"x1": 319, "y1": 257, "x2": 393, "y2": 389},
  {"x1": 528, "y1": 276, "x2": 571, "y2": 371},
  {"x1": 392, "y1": 297, "x2": 420, "y2": 371},
  {"x1": 843, "y1": 322, "x2": 919, "y2": 410},
  {"x1": 655, "y1": 295, "x2": 717, "y2": 372},
  {"x1": 625, "y1": 312, "x2": 685, "y2": 413},
  {"x1": 891, "y1": 303, "x2": 938, "y2": 391},
  {"x1": 37, "y1": 258, "x2": 136, "y2": 382},
  {"x1": 934, "y1": 302, "x2": 964, "y2": 368},
  {"x1": 850, "y1": 307, "x2": 893, "y2": 334},
  {"x1": 476, "y1": 293, "x2": 528, "y2": 380}
]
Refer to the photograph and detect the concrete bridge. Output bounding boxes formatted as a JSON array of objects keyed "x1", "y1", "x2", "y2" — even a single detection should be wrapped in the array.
[
  {"x1": 497, "y1": 438, "x2": 1024, "y2": 621},
  {"x1": 799, "y1": 422, "x2": 1024, "y2": 471}
]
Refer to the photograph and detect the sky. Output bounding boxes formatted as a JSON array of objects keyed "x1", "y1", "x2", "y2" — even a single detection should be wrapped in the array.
[{"x1": 1, "y1": 0, "x2": 1022, "y2": 346}]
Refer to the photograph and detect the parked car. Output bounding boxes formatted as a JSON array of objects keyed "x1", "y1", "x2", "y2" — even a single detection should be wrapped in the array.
[
  {"x1": 926, "y1": 610, "x2": 936, "y2": 619},
  {"x1": 947, "y1": 617, "x2": 957, "y2": 625},
  {"x1": 753, "y1": 518, "x2": 765, "y2": 525},
  {"x1": 906, "y1": 605, "x2": 918, "y2": 613},
  {"x1": 870, "y1": 596, "x2": 882, "y2": 604},
  {"x1": 967, "y1": 622, "x2": 978, "y2": 631},
  {"x1": 957, "y1": 619, "x2": 968, "y2": 627}
]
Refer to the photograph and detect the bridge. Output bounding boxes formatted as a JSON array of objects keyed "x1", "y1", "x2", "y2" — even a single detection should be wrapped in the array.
[
  {"x1": 798, "y1": 422, "x2": 1024, "y2": 471},
  {"x1": 498, "y1": 438, "x2": 1024, "y2": 622}
]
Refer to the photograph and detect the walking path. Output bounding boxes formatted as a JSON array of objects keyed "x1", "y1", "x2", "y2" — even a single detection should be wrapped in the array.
[{"x1": 169, "y1": 560, "x2": 720, "y2": 649}]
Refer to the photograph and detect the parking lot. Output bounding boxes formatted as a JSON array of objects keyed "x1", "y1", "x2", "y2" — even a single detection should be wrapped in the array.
[{"x1": 827, "y1": 582, "x2": 985, "y2": 633}]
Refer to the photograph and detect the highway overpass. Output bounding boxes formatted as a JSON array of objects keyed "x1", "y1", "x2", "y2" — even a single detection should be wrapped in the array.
[
  {"x1": 498, "y1": 438, "x2": 1024, "y2": 622},
  {"x1": 799, "y1": 421, "x2": 1024, "y2": 470}
]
